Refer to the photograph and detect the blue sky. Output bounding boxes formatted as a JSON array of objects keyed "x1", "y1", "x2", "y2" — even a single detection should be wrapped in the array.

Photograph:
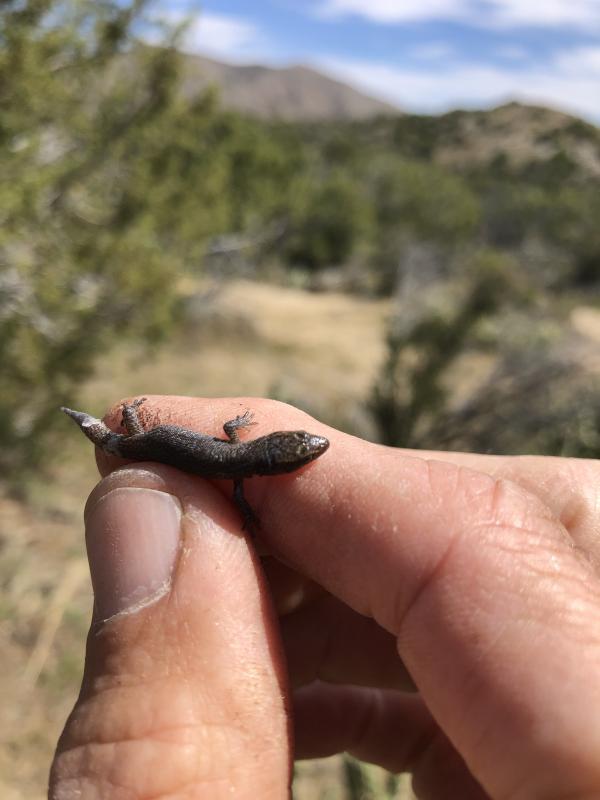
[{"x1": 155, "y1": 1, "x2": 600, "y2": 121}]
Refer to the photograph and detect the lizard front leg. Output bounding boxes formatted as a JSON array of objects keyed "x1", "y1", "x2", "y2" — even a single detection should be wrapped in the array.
[{"x1": 223, "y1": 410, "x2": 256, "y2": 443}]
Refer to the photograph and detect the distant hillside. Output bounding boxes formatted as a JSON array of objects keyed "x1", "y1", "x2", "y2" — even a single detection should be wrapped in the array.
[
  {"x1": 179, "y1": 54, "x2": 397, "y2": 121},
  {"x1": 175, "y1": 55, "x2": 600, "y2": 176},
  {"x1": 435, "y1": 103, "x2": 600, "y2": 178},
  {"x1": 298, "y1": 101, "x2": 600, "y2": 181}
]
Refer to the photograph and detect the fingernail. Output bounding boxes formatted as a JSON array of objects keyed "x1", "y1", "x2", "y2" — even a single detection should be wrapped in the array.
[{"x1": 86, "y1": 487, "x2": 182, "y2": 620}]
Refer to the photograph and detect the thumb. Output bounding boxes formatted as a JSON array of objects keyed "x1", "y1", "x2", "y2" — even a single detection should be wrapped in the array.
[{"x1": 49, "y1": 465, "x2": 291, "y2": 799}]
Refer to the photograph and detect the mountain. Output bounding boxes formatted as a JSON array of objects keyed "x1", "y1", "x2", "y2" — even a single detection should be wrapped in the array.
[
  {"x1": 176, "y1": 56, "x2": 600, "y2": 176},
  {"x1": 179, "y1": 54, "x2": 397, "y2": 121}
]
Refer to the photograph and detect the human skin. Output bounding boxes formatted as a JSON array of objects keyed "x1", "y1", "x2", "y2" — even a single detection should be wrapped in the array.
[{"x1": 49, "y1": 396, "x2": 600, "y2": 799}]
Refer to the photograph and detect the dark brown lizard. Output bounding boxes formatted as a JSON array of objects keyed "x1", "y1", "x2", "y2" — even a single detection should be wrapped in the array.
[{"x1": 61, "y1": 398, "x2": 329, "y2": 533}]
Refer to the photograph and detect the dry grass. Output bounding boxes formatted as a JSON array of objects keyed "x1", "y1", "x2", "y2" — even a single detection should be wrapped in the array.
[
  {"x1": 80, "y1": 279, "x2": 391, "y2": 431},
  {"x1": 0, "y1": 490, "x2": 93, "y2": 799}
]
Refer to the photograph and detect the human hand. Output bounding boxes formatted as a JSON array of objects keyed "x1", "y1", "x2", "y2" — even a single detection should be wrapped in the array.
[{"x1": 50, "y1": 397, "x2": 600, "y2": 799}]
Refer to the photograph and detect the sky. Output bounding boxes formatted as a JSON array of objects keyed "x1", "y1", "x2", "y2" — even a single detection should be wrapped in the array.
[{"x1": 154, "y1": 1, "x2": 600, "y2": 122}]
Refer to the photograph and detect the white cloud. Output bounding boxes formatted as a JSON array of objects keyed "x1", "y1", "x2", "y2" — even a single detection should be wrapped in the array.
[
  {"x1": 485, "y1": 0, "x2": 600, "y2": 30},
  {"x1": 316, "y1": 49, "x2": 600, "y2": 121},
  {"x1": 316, "y1": 0, "x2": 470, "y2": 23},
  {"x1": 494, "y1": 45, "x2": 529, "y2": 61},
  {"x1": 315, "y1": 0, "x2": 600, "y2": 29},
  {"x1": 409, "y1": 42, "x2": 456, "y2": 60},
  {"x1": 554, "y1": 45, "x2": 600, "y2": 74},
  {"x1": 182, "y1": 13, "x2": 259, "y2": 58},
  {"x1": 148, "y1": 11, "x2": 263, "y2": 61}
]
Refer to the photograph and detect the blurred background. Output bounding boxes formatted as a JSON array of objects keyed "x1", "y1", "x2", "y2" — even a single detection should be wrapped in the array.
[{"x1": 1, "y1": 1, "x2": 600, "y2": 797}]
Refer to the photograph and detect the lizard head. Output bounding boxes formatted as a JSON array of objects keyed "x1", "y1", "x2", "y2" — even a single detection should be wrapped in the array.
[{"x1": 262, "y1": 430, "x2": 330, "y2": 474}]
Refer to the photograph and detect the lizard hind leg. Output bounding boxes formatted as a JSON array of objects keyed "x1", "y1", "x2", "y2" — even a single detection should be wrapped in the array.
[
  {"x1": 223, "y1": 410, "x2": 256, "y2": 443},
  {"x1": 121, "y1": 397, "x2": 148, "y2": 436},
  {"x1": 233, "y1": 478, "x2": 259, "y2": 536}
]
